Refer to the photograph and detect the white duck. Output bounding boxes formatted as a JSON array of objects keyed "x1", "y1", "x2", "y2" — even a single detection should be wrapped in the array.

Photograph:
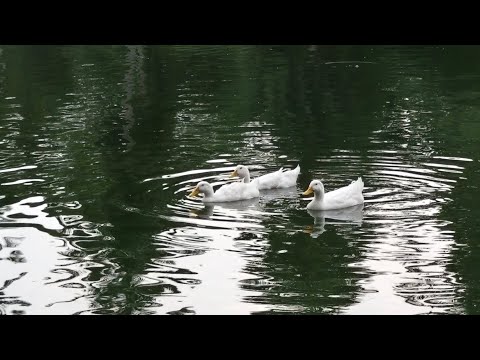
[
  {"x1": 302, "y1": 178, "x2": 364, "y2": 210},
  {"x1": 231, "y1": 164, "x2": 300, "y2": 190},
  {"x1": 189, "y1": 180, "x2": 259, "y2": 203}
]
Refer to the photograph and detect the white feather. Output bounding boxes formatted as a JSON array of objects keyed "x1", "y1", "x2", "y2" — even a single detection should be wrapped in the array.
[{"x1": 306, "y1": 177, "x2": 364, "y2": 210}]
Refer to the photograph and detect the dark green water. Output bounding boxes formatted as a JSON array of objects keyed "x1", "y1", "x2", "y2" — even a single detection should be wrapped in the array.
[{"x1": 1, "y1": 45, "x2": 479, "y2": 314}]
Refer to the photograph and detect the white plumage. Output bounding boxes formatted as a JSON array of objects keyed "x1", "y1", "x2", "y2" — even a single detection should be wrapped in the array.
[
  {"x1": 189, "y1": 180, "x2": 260, "y2": 203},
  {"x1": 231, "y1": 164, "x2": 300, "y2": 190},
  {"x1": 303, "y1": 178, "x2": 364, "y2": 210}
]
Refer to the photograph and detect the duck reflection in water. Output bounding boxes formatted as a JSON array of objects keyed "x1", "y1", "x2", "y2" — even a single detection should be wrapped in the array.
[
  {"x1": 189, "y1": 197, "x2": 260, "y2": 219},
  {"x1": 305, "y1": 203, "x2": 364, "y2": 238}
]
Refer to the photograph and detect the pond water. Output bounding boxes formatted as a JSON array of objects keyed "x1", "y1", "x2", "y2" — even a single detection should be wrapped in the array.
[{"x1": 1, "y1": 45, "x2": 479, "y2": 314}]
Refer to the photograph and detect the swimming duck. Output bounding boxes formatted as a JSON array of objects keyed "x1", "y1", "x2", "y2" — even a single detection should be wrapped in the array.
[
  {"x1": 231, "y1": 164, "x2": 300, "y2": 190},
  {"x1": 189, "y1": 180, "x2": 260, "y2": 203},
  {"x1": 302, "y1": 178, "x2": 364, "y2": 210}
]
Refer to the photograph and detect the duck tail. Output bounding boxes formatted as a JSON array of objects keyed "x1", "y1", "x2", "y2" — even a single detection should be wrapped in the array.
[{"x1": 355, "y1": 177, "x2": 364, "y2": 191}]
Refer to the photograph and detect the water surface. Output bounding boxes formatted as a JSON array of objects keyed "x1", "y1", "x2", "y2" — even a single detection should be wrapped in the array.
[{"x1": 1, "y1": 45, "x2": 479, "y2": 314}]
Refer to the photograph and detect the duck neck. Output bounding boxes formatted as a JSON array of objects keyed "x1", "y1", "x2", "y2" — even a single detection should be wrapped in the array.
[
  {"x1": 312, "y1": 189, "x2": 324, "y2": 205},
  {"x1": 203, "y1": 185, "x2": 215, "y2": 200},
  {"x1": 242, "y1": 171, "x2": 251, "y2": 183}
]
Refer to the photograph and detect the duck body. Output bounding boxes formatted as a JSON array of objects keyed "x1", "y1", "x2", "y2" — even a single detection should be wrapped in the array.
[
  {"x1": 303, "y1": 178, "x2": 364, "y2": 210},
  {"x1": 189, "y1": 180, "x2": 259, "y2": 203},
  {"x1": 232, "y1": 164, "x2": 300, "y2": 190}
]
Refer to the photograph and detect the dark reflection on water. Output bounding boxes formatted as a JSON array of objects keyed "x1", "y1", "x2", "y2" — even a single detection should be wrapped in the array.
[{"x1": 0, "y1": 45, "x2": 479, "y2": 314}]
